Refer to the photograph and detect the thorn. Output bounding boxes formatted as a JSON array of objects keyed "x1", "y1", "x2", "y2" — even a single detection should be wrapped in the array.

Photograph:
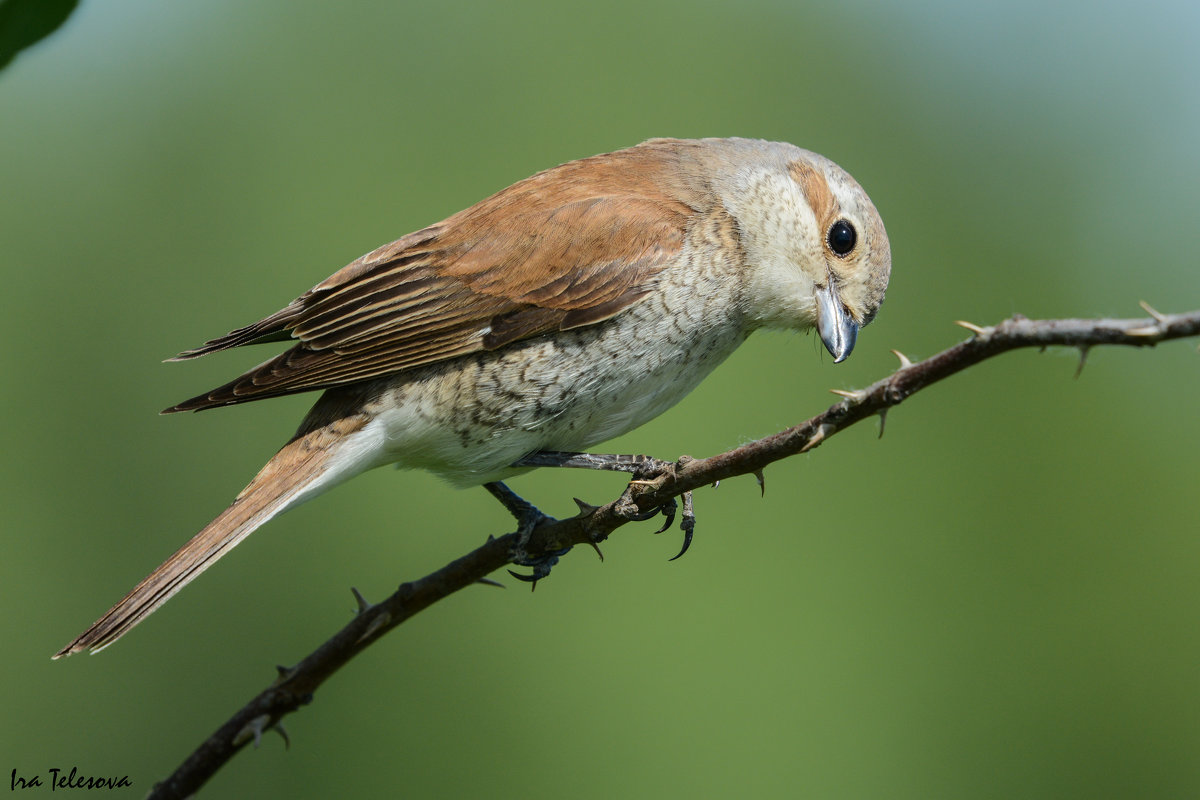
[
  {"x1": 233, "y1": 714, "x2": 272, "y2": 748},
  {"x1": 475, "y1": 577, "x2": 505, "y2": 588},
  {"x1": 799, "y1": 423, "x2": 834, "y2": 454},
  {"x1": 275, "y1": 664, "x2": 295, "y2": 681},
  {"x1": 877, "y1": 408, "x2": 888, "y2": 439},
  {"x1": 274, "y1": 723, "x2": 291, "y2": 750},
  {"x1": 1074, "y1": 346, "x2": 1090, "y2": 379},
  {"x1": 350, "y1": 587, "x2": 370, "y2": 614},
  {"x1": 890, "y1": 349, "x2": 914, "y2": 369},
  {"x1": 627, "y1": 478, "x2": 656, "y2": 487},
  {"x1": 573, "y1": 497, "x2": 599, "y2": 515},
  {"x1": 829, "y1": 388, "x2": 866, "y2": 402},
  {"x1": 586, "y1": 541, "x2": 605, "y2": 562},
  {"x1": 954, "y1": 320, "x2": 988, "y2": 336},
  {"x1": 753, "y1": 469, "x2": 765, "y2": 497},
  {"x1": 355, "y1": 610, "x2": 392, "y2": 645},
  {"x1": 1138, "y1": 300, "x2": 1169, "y2": 324}
]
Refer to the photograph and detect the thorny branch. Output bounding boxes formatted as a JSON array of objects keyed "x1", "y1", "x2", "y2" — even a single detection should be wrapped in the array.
[{"x1": 147, "y1": 305, "x2": 1200, "y2": 799}]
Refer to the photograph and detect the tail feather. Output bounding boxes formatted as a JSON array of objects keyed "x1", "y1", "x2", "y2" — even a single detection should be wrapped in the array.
[{"x1": 54, "y1": 411, "x2": 373, "y2": 658}]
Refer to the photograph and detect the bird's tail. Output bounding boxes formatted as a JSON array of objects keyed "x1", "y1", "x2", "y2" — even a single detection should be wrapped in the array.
[{"x1": 54, "y1": 411, "x2": 375, "y2": 658}]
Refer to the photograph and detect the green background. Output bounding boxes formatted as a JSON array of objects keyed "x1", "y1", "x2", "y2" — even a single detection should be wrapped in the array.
[{"x1": 3, "y1": 1, "x2": 1198, "y2": 797}]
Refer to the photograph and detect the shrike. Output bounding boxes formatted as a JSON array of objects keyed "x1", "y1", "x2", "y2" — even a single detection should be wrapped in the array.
[{"x1": 55, "y1": 137, "x2": 891, "y2": 657}]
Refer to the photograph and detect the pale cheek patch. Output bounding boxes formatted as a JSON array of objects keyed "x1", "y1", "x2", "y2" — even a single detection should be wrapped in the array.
[
  {"x1": 726, "y1": 167, "x2": 823, "y2": 272},
  {"x1": 722, "y1": 166, "x2": 826, "y2": 328}
]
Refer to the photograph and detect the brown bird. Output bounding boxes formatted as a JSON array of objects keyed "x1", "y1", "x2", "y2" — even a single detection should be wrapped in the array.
[{"x1": 54, "y1": 137, "x2": 891, "y2": 657}]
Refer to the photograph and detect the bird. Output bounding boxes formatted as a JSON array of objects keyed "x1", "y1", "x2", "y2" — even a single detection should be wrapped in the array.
[{"x1": 54, "y1": 137, "x2": 891, "y2": 658}]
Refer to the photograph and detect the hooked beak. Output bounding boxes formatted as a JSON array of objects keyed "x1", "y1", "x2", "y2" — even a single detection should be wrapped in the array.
[{"x1": 815, "y1": 283, "x2": 859, "y2": 363}]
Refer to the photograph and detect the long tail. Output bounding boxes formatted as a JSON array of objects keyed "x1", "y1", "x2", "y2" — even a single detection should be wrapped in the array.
[{"x1": 54, "y1": 411, "x2": 375, "y2": 658}]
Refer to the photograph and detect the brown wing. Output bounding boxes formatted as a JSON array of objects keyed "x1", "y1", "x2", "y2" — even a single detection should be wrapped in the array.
[{"x1": 165, "y1": 140, "x2": 709, "y2": 412}]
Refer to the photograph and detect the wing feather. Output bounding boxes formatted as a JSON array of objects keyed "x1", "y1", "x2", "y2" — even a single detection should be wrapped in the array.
[{"x1": 165, "y1": 139, "x2": 712, "y2": 412}]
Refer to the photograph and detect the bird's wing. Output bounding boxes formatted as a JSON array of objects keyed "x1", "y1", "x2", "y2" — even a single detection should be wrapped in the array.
[{"x1": 166, "y1": 142, "x2": 707, "y2": 412}]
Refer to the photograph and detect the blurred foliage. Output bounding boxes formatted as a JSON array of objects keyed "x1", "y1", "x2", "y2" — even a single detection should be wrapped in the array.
[
  {"x1": 0, "y1": 0, "x2": 77, "y2": 71},
  {"x1": 2, "y1": 1, "x2": 1198, "y2": 798}
]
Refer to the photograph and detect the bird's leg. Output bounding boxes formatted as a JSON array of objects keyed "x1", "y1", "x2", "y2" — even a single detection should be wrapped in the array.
[
  {"x1": 483, "y1": 481, "x2": 569, "y2": 588},
  {"x1": 510, "y1": 451, "x2": 697, "y2": 560},
  {"x1": 512, "y1": 450, "x2": 680, "y2": 477}
]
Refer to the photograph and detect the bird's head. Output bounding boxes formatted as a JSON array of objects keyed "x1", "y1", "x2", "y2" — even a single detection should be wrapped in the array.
[{"x1": 713, "y1": 139, "x2": 892, "y2": 362}]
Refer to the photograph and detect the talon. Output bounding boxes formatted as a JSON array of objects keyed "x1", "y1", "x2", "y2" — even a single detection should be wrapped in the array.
[
  {"x1": 668, "y1": 491, "x2": 696, "y2": 561},
  {"x1": 274, "y1": 723, "x2": 291, "y2": 750},
  {"x1": 653, "y1": 497, "x2": 678, "y2": 533},
  {"x1": 485, "y1": 481, "x2": 567, "y2": 577},
  {"x1": 626, "y1": 504, "x2": 664, "y2": 522},
  {"x1": 508, "y1": 546, "x2": 571, "y2": 590}
]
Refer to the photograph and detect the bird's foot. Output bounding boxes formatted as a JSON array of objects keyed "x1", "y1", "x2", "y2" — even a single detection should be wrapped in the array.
[
  {"x1": 640, "y1": 491, "x2": 695, "y2": 561},
  {"x1": 512, "y1": 451, "x2": 697, "y2": 560},
  {"x1": 484, "y1": 481, "x2": 569, "y2": 589}
]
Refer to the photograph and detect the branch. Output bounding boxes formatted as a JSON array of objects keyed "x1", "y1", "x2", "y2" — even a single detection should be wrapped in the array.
[{"x1": 147, "y1": 305, "x2": 1200, "y2": 799}]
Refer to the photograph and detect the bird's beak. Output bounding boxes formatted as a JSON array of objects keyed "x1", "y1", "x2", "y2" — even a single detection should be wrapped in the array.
[{"x1": 815, "y1": 283, "x2": 858, "y2": 363}]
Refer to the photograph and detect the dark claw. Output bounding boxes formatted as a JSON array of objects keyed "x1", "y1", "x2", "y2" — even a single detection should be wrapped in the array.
[
  {"x1": 627, "y1": 504, "x2": 664, "y2": 523},
  {"x1": 507, "y1": 546, "x2": 571, "y2": 590},
  {"x1": 484, "y1": 481, "x2": 572, "y2": 589},
  {"x1": 501, "y1": 452, "x2": 701, "y2": 565},
  {"x1": 667, "y1": 491, "x2": 696, "y2": 561},
  {"x1": 652, "y1": 497, "x2": 677, "y2": 534}
]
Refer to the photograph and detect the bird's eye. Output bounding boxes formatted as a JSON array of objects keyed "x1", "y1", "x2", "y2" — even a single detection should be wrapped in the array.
[{"x1": 827, "y1": 219, "x2": 857, "y2": 257}]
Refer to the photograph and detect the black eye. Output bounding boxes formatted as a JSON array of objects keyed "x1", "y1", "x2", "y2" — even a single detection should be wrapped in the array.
[{"x1": 827, "y1": 219, "x2": 857, "y2": 256}]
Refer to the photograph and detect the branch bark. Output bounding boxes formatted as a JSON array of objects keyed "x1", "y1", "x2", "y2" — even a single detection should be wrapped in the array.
[{"x1": 147, "y1": 306, "x2": 1200, "y2": 799}]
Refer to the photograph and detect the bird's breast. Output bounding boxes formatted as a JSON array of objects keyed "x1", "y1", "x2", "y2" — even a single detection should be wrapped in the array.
[{"x1": 367, "y1": 233, "x2": 750, "y2": 486}]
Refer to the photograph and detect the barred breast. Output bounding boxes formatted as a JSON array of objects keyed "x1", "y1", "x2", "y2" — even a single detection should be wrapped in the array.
[{"x1": 366, "y1": 209, "x2": 752, "y2": 486}]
